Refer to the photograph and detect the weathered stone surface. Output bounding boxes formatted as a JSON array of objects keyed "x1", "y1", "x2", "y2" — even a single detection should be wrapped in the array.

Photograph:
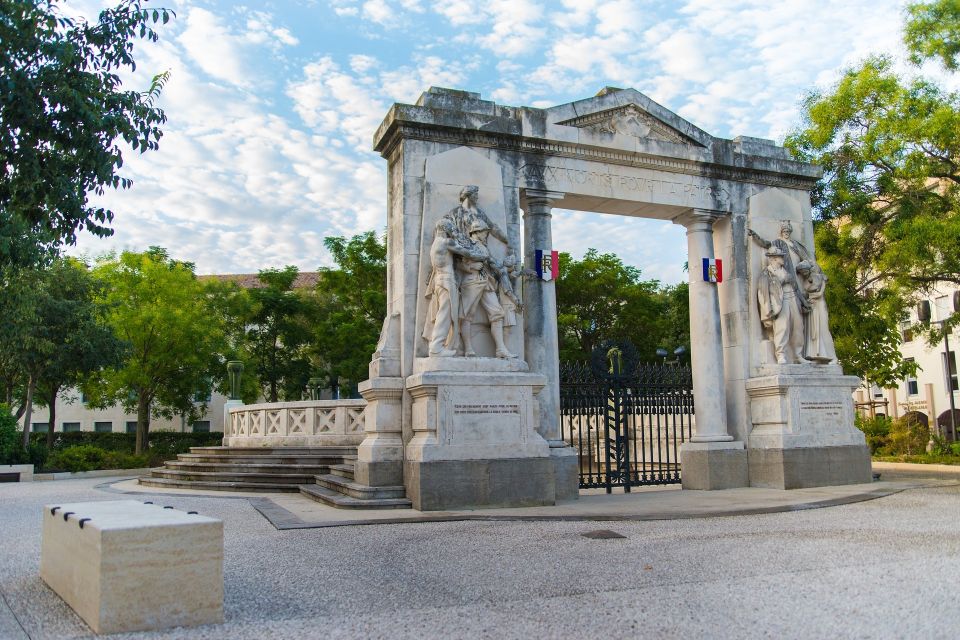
[
  {"x1": 748, "y1": 445, "x2": 872, "y2": 489},
  {"x1": 40, "y1": 500, "x2": 223, "y2": 634},
  {"x1": 404, "y1": 457, "x2": 555, "y2": 510},
  {"x1": 681, "y1": 442, "x2": 750, "y2": 490},
  {"x1": 224, "y1": 400, "x2": 366, "y2": 448}
]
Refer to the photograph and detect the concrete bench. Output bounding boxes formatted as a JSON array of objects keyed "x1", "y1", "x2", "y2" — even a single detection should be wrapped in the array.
[
  {"x1": 40, "y1": 500, "x2": 223, "y2": 634},
  {"x1": 0, "y1": 464, "x2": 33, "y2": 482}
]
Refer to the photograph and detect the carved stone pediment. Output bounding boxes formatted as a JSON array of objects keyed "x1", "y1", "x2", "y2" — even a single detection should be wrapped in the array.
[{"x1": 558, "y1": 104, "x2": 703, "y2": 146}]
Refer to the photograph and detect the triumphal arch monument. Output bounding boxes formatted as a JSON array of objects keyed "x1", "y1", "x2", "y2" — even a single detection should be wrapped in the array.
[{"x1": 355, "y1": 87, "x2": 871, "y2": 510}]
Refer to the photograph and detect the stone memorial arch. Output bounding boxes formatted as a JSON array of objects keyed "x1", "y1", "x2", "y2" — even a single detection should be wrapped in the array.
[{"x1": 356, "y1": 87, "x2": 871, "y2": 511}]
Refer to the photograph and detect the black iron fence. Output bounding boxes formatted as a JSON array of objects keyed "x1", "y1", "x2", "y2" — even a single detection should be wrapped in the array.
[{"x1": 559, "y1": 340, "x2": 694, "y2": 491}]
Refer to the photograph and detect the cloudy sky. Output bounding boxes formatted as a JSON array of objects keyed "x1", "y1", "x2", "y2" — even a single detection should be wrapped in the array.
[{"x1": 67, "y1": 0, "x2": 920, "y2": 284}]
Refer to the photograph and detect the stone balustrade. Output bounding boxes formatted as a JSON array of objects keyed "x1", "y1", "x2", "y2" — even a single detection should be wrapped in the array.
[{"x1": 223, "y1": 400, "x2": 367, "y2": 447}]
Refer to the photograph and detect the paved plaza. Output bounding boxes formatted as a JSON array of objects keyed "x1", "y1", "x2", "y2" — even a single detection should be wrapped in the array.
[{"x1": 2, "y1": 472, "x2": 959, "y2": 639}]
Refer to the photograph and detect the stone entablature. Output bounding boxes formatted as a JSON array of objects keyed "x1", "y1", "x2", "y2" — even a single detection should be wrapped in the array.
[{"x1": 224, "y1": 400, "x2": 366, "y2": 448}]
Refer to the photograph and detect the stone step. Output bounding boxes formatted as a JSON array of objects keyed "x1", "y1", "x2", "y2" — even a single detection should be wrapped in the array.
[
  {"x1": 314, "y1": 474, "x2": 406, "y2": 500},
  {"x1": 177, "y1": 454, "x2": 352, "y2": 466},
  {"x1": 299, "y1": 484, "x2": 412, "y2": 510},
  {"x1": 163, "y1": 461, "x2": 333, "y2": 475},
  {"x1": 150, "y1": 469, "x2": 317, "y2": 485},
  {"x1": 138, "y1": 477, "x2": 303, "y2": 493},
  {"x1": 188, "y1": 446, "x2": 358, "y2": 456},
  {"x1": 329, "y1": 463, "x2": 355, "y2": 480}
]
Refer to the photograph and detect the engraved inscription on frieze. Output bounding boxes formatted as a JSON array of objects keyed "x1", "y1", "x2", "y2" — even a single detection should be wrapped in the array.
[{"x1": 521, "y1": 163, "x2": 728, "y2": 206}]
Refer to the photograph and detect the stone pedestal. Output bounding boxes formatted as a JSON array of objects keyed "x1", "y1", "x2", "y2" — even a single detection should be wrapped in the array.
[
  {"x1": 746, "y1": 365, "x2": 871, "y2": 488},
  {"x1": 40, "y1": 500, "x2": 223, "y2": 635},
  {"x1": 681, "y1": 442, "x2": 749, "y2": 490},
  {"x1": 403, "y1": 358, "x2": 554, "y2": 510}
]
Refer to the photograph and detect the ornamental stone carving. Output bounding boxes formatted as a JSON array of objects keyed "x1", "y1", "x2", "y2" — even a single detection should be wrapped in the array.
[{"x1": 421, "y1": 185, "x2": 520, "y2": 359}]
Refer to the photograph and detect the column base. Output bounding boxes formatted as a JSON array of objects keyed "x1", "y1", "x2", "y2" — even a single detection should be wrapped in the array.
[
  {"x1": 404, "y1": 458, "x2": 556, "y2": 511},
  {"x1": 550, "y1": 446, "x2": 579, "y2": 501},
  {"x1": 681, "y1": 441, "x2": 749, "y2": 490},
  {"x1": 748, "y1": 445, "x2": 872, "y2": 489},
  {"x1": 353, "y1": 459, "x2": 404, "y2": 487}
]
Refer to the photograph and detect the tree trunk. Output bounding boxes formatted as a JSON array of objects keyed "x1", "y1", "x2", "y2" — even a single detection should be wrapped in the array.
[
  {"x1": 135, "y1": 393, "x2": 151, "y2": 455},
  {"x1": 21, "y1": 374, "x2": 36, "y2": 449},
  {"x1": 46, "y1": 384, "x2": 59, "y2": 449}
]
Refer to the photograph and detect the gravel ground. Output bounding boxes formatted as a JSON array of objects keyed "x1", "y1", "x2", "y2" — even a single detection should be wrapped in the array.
[{"x1": 1, "y1": 477, "x2": 959, "y2": 639}]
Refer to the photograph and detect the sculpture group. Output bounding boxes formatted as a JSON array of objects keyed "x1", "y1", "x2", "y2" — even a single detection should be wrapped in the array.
[
  {"x1": 422, "y1": 185, "x2": 523, "y2": 359},
  {"x1": 750, "y1": 221, "x2": 836, "y2": 365}
]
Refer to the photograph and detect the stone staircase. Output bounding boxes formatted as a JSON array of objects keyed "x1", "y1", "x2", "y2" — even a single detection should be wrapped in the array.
[
  {"x1": 139, "y1": 446, "x2": 357, "y2": 493},
  {"x1": 299, "y1": 462, "x2": 412, "y2": 509},
  {"x1": 140, "y1": 446, "x2": 412, "y2": 509}
]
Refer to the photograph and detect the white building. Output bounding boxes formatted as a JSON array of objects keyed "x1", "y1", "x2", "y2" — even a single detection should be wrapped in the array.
[
  {"x1": 856, "y1": 284, "x2": 960, "y2": 440},
  {"x1": 28, "y1": 389, "x2": 229, "y2": 434}
]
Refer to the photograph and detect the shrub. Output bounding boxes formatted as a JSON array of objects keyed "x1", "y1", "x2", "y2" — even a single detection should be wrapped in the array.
[
  {"x1": 882, "y1": 416, "x2": 931, "y2": 456},
  {"x1": 951, "y1": 443, "x2": 960, "y2": 456},
  {"x1": 856, "y1": 414, "x2": 892, "y2": 454},
  {"x1": 0, "y1": 404, "x2": 28, "y2": 465},
  {"x1": 101, "y1": 451, "x2": 150, "y2": 470},
  {"x1": 47, "y1": 445, "x2": 107, "y2": 472}
]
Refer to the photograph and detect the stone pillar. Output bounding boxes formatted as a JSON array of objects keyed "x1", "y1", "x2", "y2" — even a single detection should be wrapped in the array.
[
  {"x1": 887, "y1": 388, "x2": 899, "y2": 419},
  {"x1": 355, "y1": 312, "x2": 405, "y2": 487},
  {"x1": 522, "y1": 189, "x2": 578, "y2": 500},
  {"x1": 674, "y1": 209, "x2": 748, "y2": 489}
]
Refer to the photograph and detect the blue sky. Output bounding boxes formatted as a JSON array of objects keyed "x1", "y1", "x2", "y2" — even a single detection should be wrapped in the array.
[{"x1": 69, "y1": 0, "x2": 921, "y2": 284}]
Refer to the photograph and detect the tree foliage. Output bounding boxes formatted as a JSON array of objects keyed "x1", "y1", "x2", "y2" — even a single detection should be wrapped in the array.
[
  {"x1": 243, "y1": 267, "x2": 314, "y2": 403},
  {"x1": 905, "y1": 0, "x2": 960, "y2": 70},
  {"x1": 311, "y1": 232, "x2": 387, "y2": 395},
  {"x1": 0, "y1": 0, "x2": 172, "y2": 268},
  {"x1": 785, "y1": 2, "x2": 960, "y2": 385},
  {"x1": 555, "y1": 249, "x2": 687, "y2": 363},
  {"x1": 86, "y1": 248, "x2": 225, "y2": 453}
]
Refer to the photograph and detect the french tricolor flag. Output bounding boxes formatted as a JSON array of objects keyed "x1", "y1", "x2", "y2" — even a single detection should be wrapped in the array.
[
  {"x1": 535, "y1": 249, "x2": 560, "y2": 281},
  {"x1": 702, "y1": 258, "x2": 722, "y2": 283}
]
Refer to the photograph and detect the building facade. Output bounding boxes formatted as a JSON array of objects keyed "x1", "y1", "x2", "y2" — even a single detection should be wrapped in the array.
[{"x1": 855, "y1": 284, "x2": 960, "y2": 439}]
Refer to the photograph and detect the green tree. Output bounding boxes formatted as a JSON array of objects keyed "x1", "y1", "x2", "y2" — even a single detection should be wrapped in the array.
[
  {"x1": 785, "y1": 1, "x2": 960, "y2": 385},
  {"x1": 312, "y1": 232, "x2": 387, "y2": 395},
  {"x1": 86, "y1": 248, "x2": 225, "y2": 454},
  {"x1": 23, "y1": 259, "x2": 125, "y2": 449},
  {"x1": 905, "y1": 0, "x2": 960, "y2": 70},
  {"x1": 555, "y1": 249, "x2": 678, "y2": 362},
  {"x1": 0, "y1": 0, "x2": 172, "y2": 268},
  {"x1": 244, "y1": 267, "x2": 313, "y2": 403}
]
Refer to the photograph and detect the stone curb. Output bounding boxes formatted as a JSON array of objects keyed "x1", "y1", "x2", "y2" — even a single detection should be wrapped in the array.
[
  {"x1": 33, "y1": 468, "x2": 155, "y2": 481},
  {"x1": 96, "y1": 476, "x2": 959, "y2": 531}
]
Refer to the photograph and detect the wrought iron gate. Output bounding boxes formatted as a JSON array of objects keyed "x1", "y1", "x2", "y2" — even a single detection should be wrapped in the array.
[{"x1": 559, "y1": 339, "x2": 694, "y2": 491}]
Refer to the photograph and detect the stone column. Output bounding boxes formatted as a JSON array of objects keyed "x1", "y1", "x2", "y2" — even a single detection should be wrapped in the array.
[
  {"x1": 673, "y1": 209, "x2": 748, "y2": 489},
  {"x1": 522, "y1": 189, "x2": 578, "y2": 500}
]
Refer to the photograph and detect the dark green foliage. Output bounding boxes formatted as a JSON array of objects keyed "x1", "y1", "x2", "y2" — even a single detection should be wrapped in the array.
[
  {"x1": 0, "y1": 0, "x2": 173, "y2": 267},
  {"x1": 29, "y1": 431, "x2": 220, "y2": 468},
  {"x1": 855, "y1": 414, "x2": 893, "y2": 454},
  {"x1": 556, "y1": 249, "x2": 688, "y2": 362},
  {"x1": 46, "y1": 444, "x2": 149, "y2": 472},
  {"x1": 786, "y1": 5, "x2": 960, "y2": 385},
  {"x1": 244, "y1": 267, "x2": 313, "y2": 402},
  {"x1": 0, "y1": 404, "x2": 44, "y2": 465},
  {"x1": 0, "y1": 404, "x2": 22, "y2": 464},
  {"x1": 312, "y1": 232, "x2": 387, "y2": 395}
]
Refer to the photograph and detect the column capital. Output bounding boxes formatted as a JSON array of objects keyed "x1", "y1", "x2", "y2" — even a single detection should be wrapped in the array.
[
  {"x1": 672, "y1": 208, "x2": 726, "y2": 231},
  {"x1": 522, "y1": 189, "x2": 565, "y2": 212}
]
